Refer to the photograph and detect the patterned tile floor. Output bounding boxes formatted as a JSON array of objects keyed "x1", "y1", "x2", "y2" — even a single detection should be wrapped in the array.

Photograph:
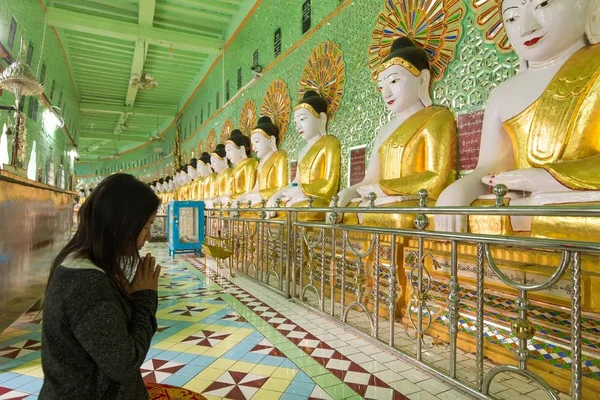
[{"x1": 0, "y1": 243, "x2": 549, "y2": 400}]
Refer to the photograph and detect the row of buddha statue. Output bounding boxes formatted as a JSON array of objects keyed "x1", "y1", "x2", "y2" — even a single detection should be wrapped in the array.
[{"x1": 152, "y1": 0, "x2": 600, "y2": 241}]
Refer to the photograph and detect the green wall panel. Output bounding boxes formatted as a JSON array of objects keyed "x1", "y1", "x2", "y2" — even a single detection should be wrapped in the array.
[
  {"x1": 0, "y1": 0, "x2": 80, "y2": 185},
  {"x1": 77, "y1": 0, "x2": 519, "y2": 189}
]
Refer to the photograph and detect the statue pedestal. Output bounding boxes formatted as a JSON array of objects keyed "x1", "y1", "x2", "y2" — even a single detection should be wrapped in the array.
[
  {"x1": 401, "y1": 239, "x2": 600, "y2": 397},
  {"x1": 2, "y1": 164, "x2": 27, "y2": 178}
]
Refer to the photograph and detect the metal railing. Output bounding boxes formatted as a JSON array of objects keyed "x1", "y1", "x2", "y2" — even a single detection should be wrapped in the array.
[{"x1": 200, "y1": 188, "x2": 600, "y2": 400}]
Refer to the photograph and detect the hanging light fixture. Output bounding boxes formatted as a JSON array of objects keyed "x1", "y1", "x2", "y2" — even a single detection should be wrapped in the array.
[
  {"x1": 129, "y1": 72, "x2": 158, "y2": 91},
  {"x1": 0, "y1": 38, "x2": 43, "y2": 171}
]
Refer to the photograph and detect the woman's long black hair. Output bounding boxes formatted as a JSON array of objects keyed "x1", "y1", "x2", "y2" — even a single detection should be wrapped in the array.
[{"x1": 47, "y1": 174, "x2": 160, "y2": 296}]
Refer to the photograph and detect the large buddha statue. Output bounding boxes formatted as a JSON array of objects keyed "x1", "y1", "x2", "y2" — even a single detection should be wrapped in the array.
[
  {"x1": 267, "y1": 91, "x2": 341, "y2": 220},
  {"x1": 191, "y1": 153, "x2": 212, "y2": 200},
  {"x1": 334, "y1": 38, "x2": 457, "y2": 228},
  {"x1": 204, "y1": 144, "x2": 231, "y2": 209},
  {"x1": 219, "y1": 129, "x2": 259, "y2": 207},
  {"x1": 435, "y1": 0, "x2": 600, "y2": 241},
  {"x1": 236, "y1": 116, "x2": 288, "y2": 206}
]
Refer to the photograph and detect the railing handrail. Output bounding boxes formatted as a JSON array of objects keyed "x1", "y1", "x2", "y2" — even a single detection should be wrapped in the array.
[{"x1": 205, "y1": 205, "x2": 600, "y2": 217}]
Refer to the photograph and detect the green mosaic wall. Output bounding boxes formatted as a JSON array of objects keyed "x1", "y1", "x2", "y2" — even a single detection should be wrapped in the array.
[
  {"x1": 77, "y1": 0, "x2": 519, "y2": 188},
  {"x1": 0, "y1": 0, "x2": 80, "y2": 184}
]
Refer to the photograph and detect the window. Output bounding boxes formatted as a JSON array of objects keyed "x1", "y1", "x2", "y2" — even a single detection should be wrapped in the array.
[
  {"x1": 50, "y1": 80, "x2": 56, "y2": 100},
  {"x1": 32, "y1": 98, "x2": 39, "y2": 121},
  {"x1": 26, "y1": 42, "x2": 34, "y2": 66},
  {"x1": 195, "y1": 115, "x2": 198, "y2": 129},
  {"x1": 237, "y1": 67, "x2": 242, "y2": 90},
  {"x1": 216, "y1": 92, "x2": 220, "y2": 109},
  {"x1": 59, "y1": 91, "x2": 63, "y2": 108},
  {"x1": 208, "y1": 102, "x2": 211, "y2": 116},
  {"x1": 18, "y1": 97, "x2": 24, "y2": 112},
  {"x1": 27, "y1": 97, "x2": 35, "y2": 119},
  {"x1": 189, "y1": 122, "x2": 192, "y2": 136},
  {"x1": 201, "y1": 109, "x2": 204, "y2": 124},
  {"x1": 253, "y1": 50, "x2": 259, "y2": 68},
  {"x1": 8, "y1": 18, "x2": 17, "y2": 50},
  {"x1": 226, "y1": 80, "x2": 230, "y2": 101},
  {"x1": 40, "y1": 63, "x2": 46, "y2": 85}
]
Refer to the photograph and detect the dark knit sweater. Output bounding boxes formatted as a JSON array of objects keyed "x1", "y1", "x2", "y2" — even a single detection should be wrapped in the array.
[{"x1": 39, "y1": 260, "x2": 158, "y2": 400}]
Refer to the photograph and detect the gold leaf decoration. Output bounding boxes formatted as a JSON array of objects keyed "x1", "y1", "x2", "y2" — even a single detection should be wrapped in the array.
[
  {"x1": 368, "y1": 0, "x2": 466, "y2": 82},
  {"x1": 239, "y1": 99, "x2": 257, "y2": 136},
  {"x1": 261, "y1": 79, "x2": 291, "y2": 144},
  {"x1": 299, "y1": 41, "x2": 346, "y2": 120},
  {"x1": 472, "y1": 0, "x2": 512, "y2": 53},
  {"x1": 206, "y1": 129, "x2": 217, "y2": 152},
  {"x1": 221, "y1": 118, "x2": 235, "y2": 143},
  {"x1": 197, "y1": 139, "x2": 204, "y2": 156}
]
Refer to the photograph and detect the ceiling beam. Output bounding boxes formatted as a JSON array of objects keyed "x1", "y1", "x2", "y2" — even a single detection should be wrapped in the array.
[
  {"x1": 165, "y1": 0, "x2": 238, "y2": 15},
  {"x1": 80, "y1": 102, "x2": 176, "y2": 116},
  {"x1": 80, "y1": 133, "x2": 150, "y2": 142},
  {"x1": 46, "y1": 6, "x2": 222, "y2": 54}
]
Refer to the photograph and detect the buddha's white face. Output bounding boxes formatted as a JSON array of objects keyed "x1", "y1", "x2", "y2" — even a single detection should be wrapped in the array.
[
  {"x1": 251, "y1": 133, "x2": 274, "y2": 159},
  {"x1": 211, "y1": 155, "x2": 228, "y2": 172},
  {"x1": 294, "y1": 109, "x2": 321, "y2": 142},
  {"x1": 197, "y1": 162, "x2": 212, "y2": 176},
  {"x1": 502, "y1": 0, "x2": 590, "y2": 64},
  {"x1": 377, "y1": 65, "x2": 421, "y2": 115},
  {"x1": 225, "y1": 142, "x2": 247, "y2": 165}
]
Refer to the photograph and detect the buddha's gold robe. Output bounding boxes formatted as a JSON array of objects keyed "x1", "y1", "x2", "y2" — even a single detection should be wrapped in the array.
[
  {"x1": 190, "y1": 177, "x2": 203, "y2": 200},
  {"x1": 469, "y1": 45, "x2": 600, "y2": 241},
  {"x1": 231, "y1": 158, "x2": 259, "y2": 200},
  {"x1": 202, "y1": 173, "x2": 217, "y2": 200},
  {"x1": 258, "y1": 151, "x2": 289, "y2": 200},
  {"x1": 346, "y1": 106, "x2": 457, "y2": 228},
  {"x1": 215, "y1": 168, "x2": 233, "y2": 198},
  {"x1": 292, "y1": 135, "x2": 341, "y2": 221}
]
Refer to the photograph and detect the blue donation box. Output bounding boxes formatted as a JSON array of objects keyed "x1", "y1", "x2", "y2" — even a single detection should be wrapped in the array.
[{"x1": 167, "y1": 201, "x2": 205, "y2": 257}]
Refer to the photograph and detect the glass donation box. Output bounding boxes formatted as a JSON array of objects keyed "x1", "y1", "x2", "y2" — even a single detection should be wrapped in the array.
[{"x1": 166, "y1": 201, "x2": 205, "y2": 258}]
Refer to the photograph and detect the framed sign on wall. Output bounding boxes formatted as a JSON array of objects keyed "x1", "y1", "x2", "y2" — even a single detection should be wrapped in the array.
[{"x1": 348, "y1": 145, "x2": 366, "y2": 187}]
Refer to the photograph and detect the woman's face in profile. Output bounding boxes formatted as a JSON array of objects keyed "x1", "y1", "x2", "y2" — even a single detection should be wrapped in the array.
[{"x1": 137, "y1": 212, "x2": 156, "y2": 249}]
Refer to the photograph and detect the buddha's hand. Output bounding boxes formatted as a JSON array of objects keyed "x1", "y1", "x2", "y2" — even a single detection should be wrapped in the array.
[
  {"x1": 330, "y1": 188, "x2": 357, "y2": 208},
  {"x1": 433, "y1": 177, "x2": 483, "y2": 233},
  {"x1": 482, "y1": 168, "x2": 565, "y2": 193},
  {"x1": 244, "y1": 192, "x2": 263, "y2": 204},
  {"x1": 356, "y1": 184, "x2": 385, "y2": 199},
  {"x1": 283, "y1": 186, "x2": 303, "y2": 200}
]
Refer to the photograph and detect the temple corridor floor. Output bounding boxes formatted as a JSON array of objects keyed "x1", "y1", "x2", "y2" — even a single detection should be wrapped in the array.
[{"x1": 0, "y1": 243, "x2": 562, "y2": 400}]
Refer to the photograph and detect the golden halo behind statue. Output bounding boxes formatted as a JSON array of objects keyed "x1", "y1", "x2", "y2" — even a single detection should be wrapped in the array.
[
  {"x1": 299, "y1": 41, "x2": 346, "y2": 121},
  {"x1": 472, "y1": 0, "x2": 512, "y2": 53},
  {"x1": 206, "y1": 129, "x2": 217, "y2": 152},
  {"x1": 368, "y1": 0, "x2": 466, "y2": 82},
  {"x1": 261, "y1": 79, "x2": 291, "y2": 144},
  {"x1": 197, "y1": 139, "x2": 204, "y2": 156},
  {"x1": 182, "y1": 151, "x2": 188, "y2": 164},
  {"x1": 221, "y1": 119, "x2": 234, "y2": 143},
  {"x1": 239, "y1": 99, "x2": 257, "y2": 136}
]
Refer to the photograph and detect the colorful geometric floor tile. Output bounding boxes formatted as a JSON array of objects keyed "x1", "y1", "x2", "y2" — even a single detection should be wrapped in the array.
[
  {"x1": 184, "y1": 254, "x2": 409, "y2": 400},
  {"x1": 0, "y1": 243, "x2": 371, "y2": 400}
]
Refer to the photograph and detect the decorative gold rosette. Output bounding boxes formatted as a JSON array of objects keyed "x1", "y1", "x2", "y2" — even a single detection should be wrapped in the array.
[
  {"x1": 472, "y1": 0, "x2": 512, "y2": 52},
  {"x1": 299, "y1": 41, "x2": 346, "y2": 121},
  {"x1": 368, "y1": 0, "x2": 466, "y2": 82},
  {"x1": 239, "y1": 99, "x2": 257, "y2": 136},
  {"x1": 206, "y1": 129, "x2": 217, "y2": 152},
  {"x1": 197, "y1": 139, "x2": 204, "y2": 156},
  {"x1": 221, "y1": 118, "x2": 234, "y2": 143},
  {"x1": 261, "y1": 79, "x2": 291, "y2": 144}
]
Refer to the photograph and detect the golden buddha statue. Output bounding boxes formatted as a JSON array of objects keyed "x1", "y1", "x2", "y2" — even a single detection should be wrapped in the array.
[
  {"x1": 190, "y1": 153, "x2": 212, "y2": 200},
  {"x1": 222, "y1": 129, "x2": 258, "y2": 206},
  {"x1": 334, "y1": 38, "x2": 457, "y2": 228},
  {"x1": 267, "y1": 91, "x2": 341, "y2": 220},
  {"x1": 435, "y1": 0, "x2": 600, "y2": 242},
  {"x1": 205, "y1": 144, "x2": 231, "y2": 208},
  {"x1": 236, "y1": 116, "x2": 288, "y2": 206}
]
